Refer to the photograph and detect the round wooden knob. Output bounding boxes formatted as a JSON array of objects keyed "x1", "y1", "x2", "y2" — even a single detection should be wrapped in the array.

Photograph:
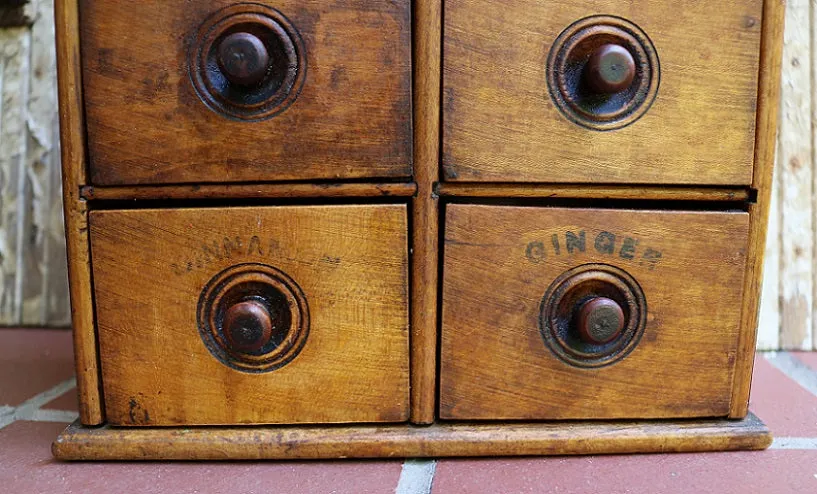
[
  {"x1": 217, "y1": 32, "x2": 270, "y2": 87},
  {"x1": 585, "y1": 44, "x2": 636, "y2": 94},
  {"x1": 577, "y1": 297, "x2": 625, "y2": 344},
  {"x1": 223, "y1": 300, "x2": 273, "y2": 353}
]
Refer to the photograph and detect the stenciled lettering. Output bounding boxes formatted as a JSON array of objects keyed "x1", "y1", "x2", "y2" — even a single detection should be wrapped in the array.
[
  {"x1": 525, "y1": 229, "x2": 663, "y2": 269},
  {"x1": 171, "y1": 235, "x2": 280, "y2": 275},
  {"x1": 525, "y1": 241, "x2": 546, "y2": 263},
  {"x1": 565, "y1": 231, "x2": 586, "y2": 254},
  {"x1": 594, "y1": 231, "x2": 615, "y2": 254}
]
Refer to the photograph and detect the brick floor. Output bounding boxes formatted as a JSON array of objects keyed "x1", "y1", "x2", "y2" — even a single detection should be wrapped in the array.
[
  {"x1": 434, "y1": 451, "x2": 817, "y2": 494},
  {"x1": 0, "y1": 329, "x2": 74, "y2": 407},
  {"x1": 0, "y1": 421, "x2": 402, "y2": 494},
  {"x1": 2, "y1": 329, "x2": 817, "y2": 493}
]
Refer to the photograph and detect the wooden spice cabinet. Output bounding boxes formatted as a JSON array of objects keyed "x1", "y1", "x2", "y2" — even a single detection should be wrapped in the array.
[{"x1": 52, "y1": 0, "x2": 785, "y2": 459}]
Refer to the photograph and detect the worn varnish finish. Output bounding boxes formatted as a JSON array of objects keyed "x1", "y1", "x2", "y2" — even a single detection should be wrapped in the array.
[
  {"x1": 55, "y1": 0, "x2": 104, "y2": 425},
  {"x1": 53, "y1": 414, "x2": 771, "y2": 460},
  {"x1": 79, "y1": 0, "x2": 412, "y2": 185},
  {"x1": 441, "y1": 205, "x2": 749, "y2": 420},
  {"x1": 436, "y1": 183, "x2": 751, "y2": 202},
  {"x1": 80, "y1": 182, "x2": 418, "y2": 201},
  {"x1": 89, "y1": 205, "x2": 409, "y2": 426},
  {"x1": 409, "y1": 0, "x2": 442, "y2": 424},
  {"x1": 443, "y1": 0, "x2": 763, "y2": 184},
  {"x1": 53, "y1": 0, "x2": 785, "y2": 459},
  {"x1": 731, "y1": 0, "x2": 787, "y2": 418}
]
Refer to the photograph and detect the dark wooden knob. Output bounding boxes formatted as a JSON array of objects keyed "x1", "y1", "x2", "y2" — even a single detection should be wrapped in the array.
[
  {"x1": 217, "y1": 32, "x2": 270, "y2": 87},
  {"x1": 577, "y1": 297, "x2": 625, "y2": 344},
  {"x1": 223, "y1": 300, "x2": 273, "y2": 353},
  {"x1": 585, "y1": 44, "x2": 636, "y2": 94}
]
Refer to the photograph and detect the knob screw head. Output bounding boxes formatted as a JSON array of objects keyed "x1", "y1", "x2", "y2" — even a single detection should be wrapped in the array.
[
  {"x1": 577, "y1": 297, "x2": 625, "y2": 344},
  {"x1": 217, "y1": 32, "x2": 270, "y2": 87},
  {"x1": 223, "y1": 300, "x2": 273, "y2": 353},
  {"x1": 585, "y1": 44, "x2": 636, "y2": 94}
]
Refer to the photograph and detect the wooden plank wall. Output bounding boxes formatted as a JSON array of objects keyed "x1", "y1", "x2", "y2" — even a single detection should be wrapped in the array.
[
  {"x1": 758, "y1": 0, "x2": 816, "y2": 350},
  {"x1": 0, "y1": 0, "x2": 70, "y2": 327},
  {"x1": 0, "y1": 0, "x2": 813, "y2": 347}
]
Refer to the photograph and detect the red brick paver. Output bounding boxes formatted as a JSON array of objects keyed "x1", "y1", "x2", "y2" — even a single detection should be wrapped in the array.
[
  {"x1": 433, "y1": 451, "x2": 817, "y2": 494},
  {"x1": 749, "y1": 356, "x2": 817, "y2": 435},
  {"x1": 0, "y1": 329, "x2": 74, "y2": 407},
  {"x1": 0, "y1": 420, "x2": 402, "y2": 494},
  {"x1": 2, "y1": 329, "x2": 817, "y2": 493},
  {"x1": 41, "y1": 389, "x2": 79, "y2": 412}
]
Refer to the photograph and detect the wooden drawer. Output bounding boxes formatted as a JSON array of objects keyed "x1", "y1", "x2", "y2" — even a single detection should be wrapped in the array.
[
  {"x1": 90, "y1": 205, "x2": 409, "y2": 426},
  {"x1": 79, "y1": 1, "x2": 412, "y2": 185},
  {"x1": 442, "y1": 0, "x2": 762, "y2": 185},
  {"x1": 440, "y1": 205, "x2": 750, "y2": 420}
]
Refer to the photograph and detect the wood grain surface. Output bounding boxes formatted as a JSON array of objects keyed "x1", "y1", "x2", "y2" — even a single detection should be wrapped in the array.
[
  {"x1": 89, "y1": 205, "x2": 409, "y2": 426},
  {"x1": 440, "y1": 205, "x2": 750, "y2": 420},
  {"x1": 777, "y1": 0, "x2": 813, "y2": 350},
  {"x1": 0, "y1": 0, "x2": 71, "y2": 326},
  {"x1": 79, "y1": 0, "x2": 412, "y2": 185},
  {"x1": 80, "y1": 182, "x2": 417, "y2": 201},
  {"x1": 732, "y1": 0, "x2": 786, "y2": 417},
  {"x1": 442, "y1": 0, "x2": 763, "y2": 184},
  {"x1": 55, "y1": 0, "x2": 104, "y2": 425},
  {"x1": 52, "y1": 413, "x2": 771, "y2": 460},
  {"x1": 436, "y1": 183, "x2": 751, "y2": 202},
  {"x1": 409, "y1": 0, "x2": 442, "y2": 424}
]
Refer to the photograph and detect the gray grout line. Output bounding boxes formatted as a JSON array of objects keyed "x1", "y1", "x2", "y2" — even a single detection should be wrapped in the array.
[
  {"x1": 395, "y1": 459, "x2": 437, "y2": 494},
  {"x1": 0, "y1": 378, "x2": 77, "y2": 430},
  {"x1": 770, "y1": 437, "x2": 817, "y2": 450},
  {"x1": 13, "y1": 377, "x2": 77, "y2": 419},
  {"x1": 0, "y1": 406, "x2": 14, "y2": 429},
  {"x1": 28, "y1": 409, "x2": 80, "y2": 423},
  {"x1": 764, "y1": 352, "x2": 817, "y2": 397}
]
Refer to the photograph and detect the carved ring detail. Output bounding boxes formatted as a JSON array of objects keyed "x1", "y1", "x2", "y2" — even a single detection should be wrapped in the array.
[{"x1": 197, "y1": 263, "x2": 309, "y2": 373}]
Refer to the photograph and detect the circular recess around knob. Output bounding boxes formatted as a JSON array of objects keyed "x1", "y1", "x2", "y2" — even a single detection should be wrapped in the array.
[
  {"x1": 546, "y1": 15, "x2": 660, "y2": 131},
  {"x1": 197, "y1": 263, "x2": 309, "y2": 373},
  {"x1": 188, "y1": 3, "x2": 306, "y2": 121},
  {"x1": 539, "y1": 264, "x2": 647, "y2": 368}
]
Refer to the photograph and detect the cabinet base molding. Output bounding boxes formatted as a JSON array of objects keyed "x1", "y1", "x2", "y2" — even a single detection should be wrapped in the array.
[{"x1": 53, "y1": 414, "x2": 770, "y2": 461}]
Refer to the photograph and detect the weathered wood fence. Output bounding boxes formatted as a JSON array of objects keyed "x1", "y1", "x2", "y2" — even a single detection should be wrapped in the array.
[
  {"x1": 0, "y1": 0, "x2": 69, "y2": 327},
  {"x1": 757, "y1": 0, "x2": 815, "y2": 350}
]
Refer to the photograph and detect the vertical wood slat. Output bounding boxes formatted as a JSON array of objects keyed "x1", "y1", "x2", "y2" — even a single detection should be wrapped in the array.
[
  {"x1": 0, "y1": 25, "x2": 31, "y2": 325},
  {"x1": 731, "y1": 0, "x2": 787, "y2": 417},
  {"x1": 55, "y1": 0, "x2": 104, "y2": 424},
  {"x1": 410, "y1": 0, "x2": 442, "y2": 424},
  {"x1": 812, "y1": 0, "x2": 817, "y2": 350},
  {"x1": 757, "y1": 158, "x2": 781, "y2": 350},
  {"x1": 23, "y1": 0, "x2": 69, "y2": 326},
  {"x1": 0, "y1": 0, "x2": 69, "y2": 327},
  {"x1": 779, "y1": 0, "x2": 813, "y2": 350}
]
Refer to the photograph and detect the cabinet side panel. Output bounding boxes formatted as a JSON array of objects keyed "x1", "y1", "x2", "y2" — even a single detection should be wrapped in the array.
[
  {"x1": 731, "y1": 0, "x2": 786, "y2": 418},
  {"x1": 55, "y1": 0, "x2": 104, "y2": 425}
]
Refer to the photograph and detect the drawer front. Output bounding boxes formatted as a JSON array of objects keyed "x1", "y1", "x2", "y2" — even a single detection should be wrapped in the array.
[
  {"x1": 90, "y1": 205, "x2": 409, "y2": 426},
  {"x1": 80, "y1": 1, "x2": 411, "y2": 185},
  {"x1": 443, "y1": 0, "x2": 762, "y2": 184},
  {"x1": 440, "y1": 205, "x2": 749, "y2": 420}
]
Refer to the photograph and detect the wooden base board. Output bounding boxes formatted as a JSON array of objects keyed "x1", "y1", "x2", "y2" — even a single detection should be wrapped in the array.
[{"x1": 52, "y1": 414, "x2": 771, "y2": 460}]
